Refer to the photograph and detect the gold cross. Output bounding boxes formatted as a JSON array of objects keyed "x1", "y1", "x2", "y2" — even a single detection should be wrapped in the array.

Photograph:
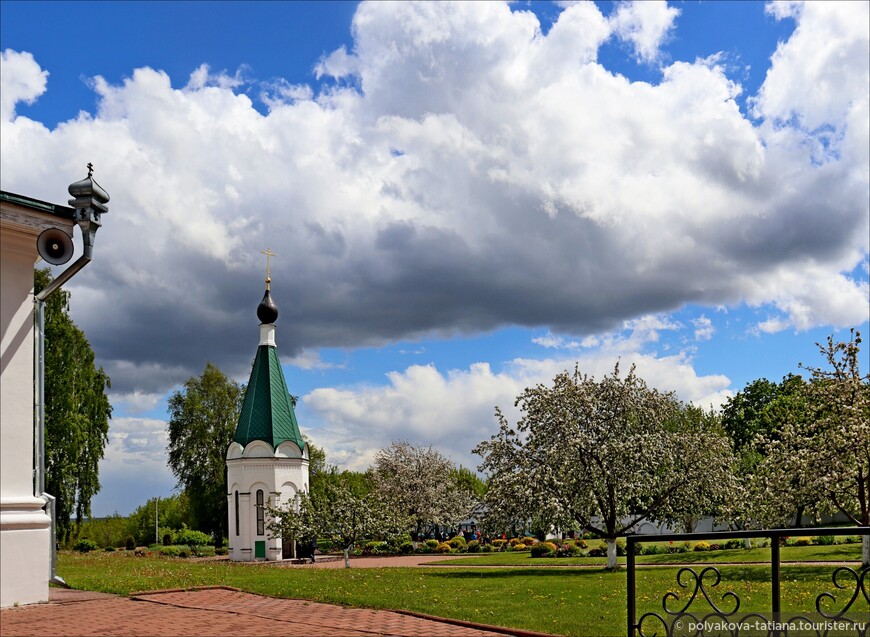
[{"x1": 259, "y1": 248, "x2": 276, "y2": 281}]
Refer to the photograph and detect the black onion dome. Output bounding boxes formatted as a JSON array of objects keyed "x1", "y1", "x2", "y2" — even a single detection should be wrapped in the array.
[{"x1": 257, "y1": 287, "x2": 279, "y2": 324}]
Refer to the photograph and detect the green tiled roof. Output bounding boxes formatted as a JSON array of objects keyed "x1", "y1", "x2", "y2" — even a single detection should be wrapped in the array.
[
  {"x1": 234, "y1": 344, "x2": 306, "y2": 452},
  {"x1": 0, "y1": 190, "x2": 76, "y2": 219}
]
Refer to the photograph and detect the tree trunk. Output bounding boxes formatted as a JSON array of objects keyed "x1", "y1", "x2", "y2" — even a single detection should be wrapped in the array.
[
  {"x1": 863, "y1": 534, "x2": 869, "y2": 568},
  {"x1": 343, "y1": 546, "x2": 351, "y2": 568},
  {"x1": 606, "y1": 538, "x2": 618, "y2": 569},
  {"x1": 793, "y1": 505, "x2": 804, "y2": 528}
]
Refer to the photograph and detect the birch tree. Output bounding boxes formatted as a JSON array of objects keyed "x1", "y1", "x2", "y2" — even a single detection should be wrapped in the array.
[
  {"x1": 167, "y1": 363, "x2": 243, "y2": 544},
  {"x1": 36, "y1": 268, "x2": 112, "y2": 544},
  {"x1": 475, "y1": 364, "x2": 736, "y2": 569}
]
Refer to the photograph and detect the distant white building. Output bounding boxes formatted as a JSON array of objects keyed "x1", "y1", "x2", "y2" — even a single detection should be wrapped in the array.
[{"x1": 226, "y1": 271, "x2": 309, "y2": 561}]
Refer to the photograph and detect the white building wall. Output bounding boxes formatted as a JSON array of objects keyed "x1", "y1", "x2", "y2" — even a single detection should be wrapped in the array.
[
  {"x1": 226, "y1": 441, "x2": 309, "y2": 561},
  {"x1": 0, "y1": 206, "x2": 73, "y2": 607}
]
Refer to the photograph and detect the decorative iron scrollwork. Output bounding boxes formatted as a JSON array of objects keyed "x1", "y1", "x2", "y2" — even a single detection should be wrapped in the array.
[
  {"x1": 637, "y1": 567, "x2": 743, "y2": 637},
  {"x1": 635, "y1": 566, "x2": 870, "y2": 637},
  {"x1": 816, "y1": 566, "x2": 869, "y2": 619}
]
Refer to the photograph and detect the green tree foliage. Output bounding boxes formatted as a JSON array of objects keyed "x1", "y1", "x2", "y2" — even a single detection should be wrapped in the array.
[
  {"x1": 36, "y1": 268, "x2": 112, "y2": 544},
  {"x1": 475, "y1": 364, "x2": 736, "y2": 569},
  {"x1": 723, "y1": 374, "x2": 814, "y2": 526},
  {"x1": 452, "y1": 465, "x2": 487, "y2": 499},
  {"x1": 306, "y1": 437, "x2": 327, "y2": 493},
  {"x1": 72, "y1": 513, "x2": 129, "y2": 549},
  {"x1": 127, "y1": 493, "x2": 191, "y2": 545},
  {"x1": 722, "y1": 374, "x2": 808, "y2": 454},
  {"x1": 167, "y1": 363, "x2": 243, "y2": 544},
  {"x1": 745, "y1": 330, "x2": 869, "y2": 565}
]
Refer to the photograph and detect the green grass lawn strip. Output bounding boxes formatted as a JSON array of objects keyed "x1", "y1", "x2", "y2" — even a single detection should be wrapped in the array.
[
  {"x1": 57, "y1": 552, "x2": 863, "y2": 637},
  {"x1": 432, "y1": 543, "x2": 861, "y2": 567}
]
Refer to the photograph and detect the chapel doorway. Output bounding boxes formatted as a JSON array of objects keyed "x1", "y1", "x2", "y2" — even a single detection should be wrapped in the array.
[{"x1": 282, "y1": 538, "x2": 295, "y2": 559}]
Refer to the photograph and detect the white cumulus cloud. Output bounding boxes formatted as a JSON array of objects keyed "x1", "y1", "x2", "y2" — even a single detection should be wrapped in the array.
[
  {"x1": 0, "y1": 49, "x2": 48, "y2": 121},
  {"x1": 609, "y1": 1, "x2": 680, "y2": 64},
  {"x1": 0, "y1": 0, "x2": 866, "y2": 401}
]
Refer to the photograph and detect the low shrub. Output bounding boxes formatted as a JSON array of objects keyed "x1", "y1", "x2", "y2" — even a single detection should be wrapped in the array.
[
  {"x1": 387, "y1": 533, "x2": 413, "y2": 550},
  {"x1": 531, "y1": 542, "x2": 558, "y2": 558},
  {"x1": 693, "y1": 541, "x2": 710, "y2": 552},
  {"x1": 491, "y1": 539, "x2": 507, "y2": 550},
  {"x1": 425, "y1": 539, "x2": 440, "y2": 549},
  {"x1": 317, "y1": 539, "x2": 335, "y2": 553},
  {"x1": 575, "y1": 539, "x2": 588, "y2": 549},
  {"x1": 448, "y1": 536, "x2": 466, "y2": 550},
  {"x1": 434, "y1": 542, "x2": 452, "y2": 553},
  {"x1": 665, "y1": 542, "x2": 687, "y2": 554},
  {"x1": 792, "y1": 537, "x2": 813, "y2": 547},
  {"x1": 521, "y1": 536, "x2": 537, "y2": 546},
  {"x1": 162, "y1": 533, "x2": 173, "y2": 547},
  {"x1": 400, "y1": 541, "x2": 414, "y2": 554},
  {"x1": 557, "y1": 541, "x2": 582, "y2": 558},
  {"x1": 174, "y1": 527, "x2": 212, "y2": 547},
  {"x1": 642, "y1": 544, "x2": 664, "y2": 555},
  {"x1": 514, "y1": 543, "x2": 527, "y2": 551},
  {"x1": 125, "y1": 536, "x2": 136, "y2": 551},
  {"x1": 723, "y1": 539, "x2": 743, "y2": 550},
  {"x1": 192, "y1": 545, "x2": 215, "y2": 557},
  {"x1": 844, "y1": 536, "x2": 861, "y2": 544},
  {"x1": 508, "y1": 537, "x2": 521, "y2": 546},
  {"x1": 159, "y1": 545, "x2": 183, "y2": 557},
  {"x1": 587, "y1": 547, "x2": 606, "y2": 557},
  {"x1": 708, "y1": 543, "x2": 722, "y2": 551},
  {"x1": 481, "y1": 543, "x2": 494, "y2": 553},
  {"x1": 813, "y1": 535, "x2": 835, "y2": 546},
  {"x1": 215, "y1": 548, "x2": 227, "y2": 556},
  {"x1": 467, "y1": 540, "x2": 481, "y2": 553},
  {"x1": 364, "y1": 540, "x2": 387, "y2": 555},
  {"x1": 73, "y1": 539, "x2": 99, "y2": 553},
  {"x1": 615, "y1": 539, "x2": 626, "y2": 556},
  {"x1": 159, "y1": 544, "x2": 212, "y2": 558},
  {"x1": 103, "y1": 546, "x2": 116, "y2": 552}
]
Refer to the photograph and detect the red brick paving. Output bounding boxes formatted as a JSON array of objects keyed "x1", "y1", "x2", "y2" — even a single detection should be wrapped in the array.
[{"x1": 0, "y1": 587, "x2": 529, "y2": 637}]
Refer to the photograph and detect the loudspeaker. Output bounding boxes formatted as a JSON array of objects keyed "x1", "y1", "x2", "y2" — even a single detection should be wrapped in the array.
[{"x1": 37, "y1": 228, "x2": 74, "y2": 265}]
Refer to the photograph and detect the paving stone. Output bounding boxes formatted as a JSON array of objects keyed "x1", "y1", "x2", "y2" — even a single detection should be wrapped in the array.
[{"x1": 0, "y1": 587, "x2": 514, "y2": 637}]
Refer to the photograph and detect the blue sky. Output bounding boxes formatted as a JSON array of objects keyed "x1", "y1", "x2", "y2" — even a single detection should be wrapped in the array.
[{"x1": 2, "y1": 1, "x2": 867, "y2": 517}]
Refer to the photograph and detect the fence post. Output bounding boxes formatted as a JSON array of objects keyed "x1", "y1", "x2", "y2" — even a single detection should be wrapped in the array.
[
  {"x1": 627, "y1": 537, "x2": 636, "y2": 637},
  {"x1": 771, "y1": 534, "x2": 780, "y2": 613},
  {"x1": 771, "y1": 532, "x2": 781, "y2": 637}
]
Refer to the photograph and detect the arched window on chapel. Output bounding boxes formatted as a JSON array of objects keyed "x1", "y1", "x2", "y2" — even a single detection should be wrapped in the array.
[{"x1": 256, "y1": 489, "x2": 264, "y2": 536}]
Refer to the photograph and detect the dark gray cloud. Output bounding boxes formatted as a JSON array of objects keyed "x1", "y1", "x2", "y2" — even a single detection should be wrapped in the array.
[{"x1": 2, "y1": 2, "x2": 867, "y2": 399}]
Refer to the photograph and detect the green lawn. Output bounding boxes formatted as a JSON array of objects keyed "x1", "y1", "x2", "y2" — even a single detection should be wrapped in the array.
[
  {"x1": 432, "y1": 543, "x2": 863, "y2": 567},
  {"x1": 57, "y1": 551, "x2": 866, "y2": 637}
]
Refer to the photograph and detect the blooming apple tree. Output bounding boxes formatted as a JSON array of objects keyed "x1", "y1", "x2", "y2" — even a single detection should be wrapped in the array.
[
  {"x1": 369, "y1": 441, "x2": 475, "y2": 541},
  {"x1": 745, "y1": 330, "x2": 869, "y2": 566},
  {"x1": 474, "y1": 364, "x2": 736, "y2": 569}
]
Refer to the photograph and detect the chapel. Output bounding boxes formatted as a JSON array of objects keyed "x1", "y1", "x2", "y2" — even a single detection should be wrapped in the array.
[{"x1": 226, "y1": 258, "x2": 309, "y2": 560}]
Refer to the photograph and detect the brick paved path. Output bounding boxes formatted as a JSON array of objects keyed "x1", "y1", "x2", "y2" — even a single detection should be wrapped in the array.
[{"x1": 0, "y1": 587, "x2": 543, "y2": 637}]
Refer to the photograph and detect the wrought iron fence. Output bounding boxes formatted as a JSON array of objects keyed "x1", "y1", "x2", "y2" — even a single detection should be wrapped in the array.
[{"x1": 627, "y1": 526, "x2": 868, "y2": 637}]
